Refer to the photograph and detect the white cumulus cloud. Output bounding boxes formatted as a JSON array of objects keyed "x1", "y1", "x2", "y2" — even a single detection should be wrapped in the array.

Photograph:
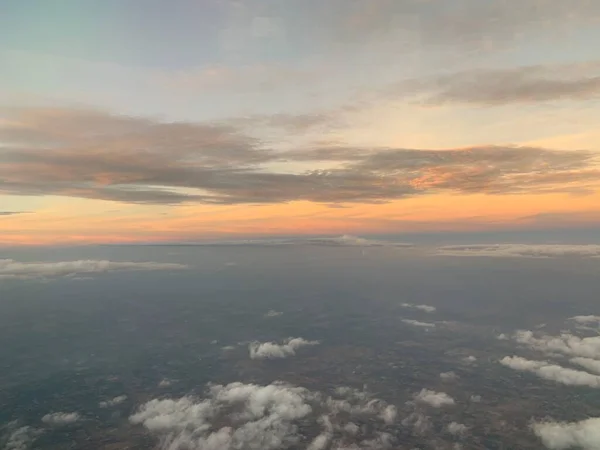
[
  {"x1": 414, "y1": 389, "x2": 455, "y2": 408},
  {"x1": 440, "y1": 371, "x2": 459, "y2": 381},
  {"x1": 99, "y1": 395, "x2": 127, "y2": 408},
  {"x1": 41, "y1": 412, "x2": 80, "y2": 426},
  {"x1": 436, "y1": 244, "x2": 600, "y2": 258},
  {"x1": 249, "y1": 337, "x2": 319, "y2": 360},
  {"x1": 0, "y1": 259, "x2": 188, "y2": 280},
  {"x1": 500, "y1": 356, "x2": 600, "y2": 387},
  {"x1": 532, "y1": 417, "x2": 600, "y2": 450},
  {"x1": 513, "y1": 330, "x2": 600, "y2": 360},
  {"x1": 130, "y1": 381, "x2": 397, "y2": 450}
]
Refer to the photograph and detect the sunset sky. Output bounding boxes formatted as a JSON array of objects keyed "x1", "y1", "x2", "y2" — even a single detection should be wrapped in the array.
[{"x1": 1, "y1": 0, "x2": 600, "y2": 245}]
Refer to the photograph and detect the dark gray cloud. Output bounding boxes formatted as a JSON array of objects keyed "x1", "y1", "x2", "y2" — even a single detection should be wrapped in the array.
[
  {"x1": 0, "y1": 211, "x2": 26, "y2": 216},
  {"x1": 1, "y1": 107, "x2": 598, "y2": 205}
]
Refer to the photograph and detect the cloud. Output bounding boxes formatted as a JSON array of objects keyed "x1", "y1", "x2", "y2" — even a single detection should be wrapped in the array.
[
  {"x1": 512, "y1": 330, "x2": 600, "y2": 360},
  {"x1": 248, "y1": 337, "x2": 319, "y2": 360},
  {"x1": 532, "y1": 417, "x2": 600, "y2": 450},
  {"x1": 326, "y1": 0, "x2": 600, "y2": 56},
  {"x1": 41, "y1": 412, "x2": 80, "y2": 426},
  {"x1": 177, "y1": 235, "x2": 413, "y2": 248},
  {"x1": 440, "y1": 371, "x2": 459, "y2": 382},
  {"x1": 436, "y1": 244, "x2": 600, "y2": 258},
  {"x1": 401, "y1": 412, "x2": 432, "y2": 435},
  {"x1": 413, "y1": 389, "x2": 455, "y2": 408},
  {"x1": 469, "y1": 395, "x2": 482, "y2": 403},
  {"x1": 264, "y1": 310, "x2": 283, "y2": 318},
  {"x1": 130, "y1": 381, "x2": 397, "y2": 450},
  {"x1": 447, "y1": 422, "x2": 468, "y2": 436},
  {"x1": 499, "y1": 356, "x2": 600, "y2": 387},
  {"x1": 571, "y1": 357, "x2": 600, "y2": 375},
  {"x1": 407, "y1": 63, "x2": 600, "y2": 106},
  {"x1": 99, "y1": 395, "x2": 127, "y2": 408},
  {"x1": 1, "y1": 107, "x2": 598, "y2": 205},
  {"x1": 464, "y1": 356, "x2": 478, "y2": 363},
  {"x1": 0, "y1": 259, "x2": 188, "y2": 280},
  {"x1": 402, "y1": 319, "x2": 436, "y2": 329},
  {"x1": 2, "y1": 425, "x2": 42, "y2": 450},
  {"x1": 570, "y1": 315, "x2": 600, "y2": 325},
  {"x1": 401, "y1": 303, "x2": 436, "y2": 313},
  {"x1": 0, "y1": 211, "x2": 27, "y2": 216}
]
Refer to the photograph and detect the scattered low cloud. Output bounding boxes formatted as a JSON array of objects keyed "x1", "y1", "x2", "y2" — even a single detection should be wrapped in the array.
[
  {"x1": 130, "y1": 381, "x2": 397, "y2": 450},
  {"x1": 2, "y1": 424, "x2": 42, "y2": 450},
  {"x1": 248, "y1": 337, "x2": 319, "y2": 360},
  {"x1": 532, "y1": 417, "x2": 600, "y2": 450},
  {"x1": 447, "y1": 422, "x2": 468, "y2": 436},
  {"x1": 414, "y1": 389, "x2": 455, "y2": 408},
  {"x1": 99, "y1": 395, "x2": 127, "y2": 408},
  {"x1": 512, "y1": 330, "x2": 600, "y2": 360},
  {"x1": 402, "y1": 319, "x2": 436, "y2": 329},
  {"x1": 1, "y1": 107, "x2": 598, "y2": 206},
  {"x1": 469, "y1": 395, "x2": 482, "y2": 403},
  {"x1": 570, "y1": 315, "x2": 600, "y2": 325},
  {"x1": 0, "y1": 259, "x2": 188, "y2": 280},
  {"x1": 265, "y1": 310, "x2": 283, "y2": 318},
  {"x1": 401, "y1": 412, "x2": 432, "y2": 435},
  {"x1": 436, "y1": 244, "x2": 600, "y2": 258},
  {"x1": 41, "y1": 412, "x2": 80, "y2": 426},
  {"x1": 464, "y1": 356, "x2": 478, "y2": 363},
  {"x1": 500, "y1": 356, "x2": 600, "y2": 387},
  {"x1": 158, "y1": 379, "x2": 172, "y2": 388},
  {"x1": 401, "y1": 303, "x2": 436, "y2": 313},
  {"x1": 440, "y1": 371, "x2": 459, "y2": 382}
]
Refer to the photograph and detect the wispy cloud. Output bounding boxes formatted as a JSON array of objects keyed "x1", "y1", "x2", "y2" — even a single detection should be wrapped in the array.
[
  {"x1": 402, "y1": 319, "x2": 436, "y2": 329},
  {"x1": 436, "y1": 244, "x2": 600, "y2": 258},
  {"x1": 400, "y1": 62, "x2": 600, "y2": 107},
  {"x1": 1, "y1": 107, "x2": 598, "y2": 206},
  {"x1": 401, "y1": 303, "x2": 436, "y2": 313},
  {"x1": 0, "y1": 259, "x2": 188, "y2": 280}
]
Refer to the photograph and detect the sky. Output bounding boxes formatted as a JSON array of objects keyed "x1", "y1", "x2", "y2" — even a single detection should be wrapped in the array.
[{"x1": 1, "y1": 0, "x2": 600, "y2": 245}]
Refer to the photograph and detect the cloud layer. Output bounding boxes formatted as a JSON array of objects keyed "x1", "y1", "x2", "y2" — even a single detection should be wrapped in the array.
[
  {"x1": 0, "y1": 259, "x2": 188, "y2": 280},
  {"x1": 1, "y1": 107, "x2": 598, "y2": 205},
  {"x1": 436, "y1": 244, "x2": 600, "y2": 258},
  {"x1": 130, "y1": 381, "x2": 397, "y2": 450},
  {"x1": 248, "y1": 337, "x2": 319, "y2": 360}
]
